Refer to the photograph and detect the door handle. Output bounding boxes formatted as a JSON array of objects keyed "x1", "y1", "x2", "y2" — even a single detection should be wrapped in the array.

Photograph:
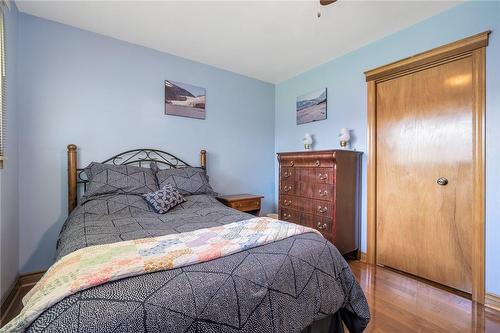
[{"x1": 437, "y1": 177, "x2": 448, "y2": 186}]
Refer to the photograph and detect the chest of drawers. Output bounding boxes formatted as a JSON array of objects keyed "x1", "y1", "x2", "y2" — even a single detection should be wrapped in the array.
[{"x1": 277, "y1": 150, "x2": 362, "y2": 256}]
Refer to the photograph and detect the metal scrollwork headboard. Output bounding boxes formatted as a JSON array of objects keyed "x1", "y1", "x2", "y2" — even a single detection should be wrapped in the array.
[{"x1": 67, "y1": 144, "x2": 207, "y2": 213}]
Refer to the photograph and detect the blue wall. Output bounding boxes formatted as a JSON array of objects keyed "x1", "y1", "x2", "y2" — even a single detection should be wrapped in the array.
[
  {"x1": 0, "y1": 2, "x2": 19, "y2": 301},
  {"x1": 275, "y1": 1, "x2": 500, "y2": 294},
  {"x1": 17, "y1": 13, "x2": 275, "y2": 273}
]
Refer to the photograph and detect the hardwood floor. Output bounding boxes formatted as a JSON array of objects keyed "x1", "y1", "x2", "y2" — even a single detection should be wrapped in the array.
[{"x1": 349, "y1": 261, "x2": 500, "y2": 332}]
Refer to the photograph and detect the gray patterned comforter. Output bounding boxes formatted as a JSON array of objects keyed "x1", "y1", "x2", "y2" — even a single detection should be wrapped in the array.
[{"x1": 27, "y1": 194, "x2": 370, "y2": 332}]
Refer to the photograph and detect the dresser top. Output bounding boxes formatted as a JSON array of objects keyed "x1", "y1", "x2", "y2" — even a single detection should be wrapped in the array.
[{"x1": 277, "y1": 149, "x2": 362, "y2": 156}]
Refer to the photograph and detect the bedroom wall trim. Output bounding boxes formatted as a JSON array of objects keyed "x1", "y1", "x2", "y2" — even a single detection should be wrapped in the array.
[
  {"x1": 365, "y1": 31, "x2": 489, "y2": 303},
  {"x1": 0, "y1": 271, "x2": 45, "y2": 327},
  {"x1": 364, "y1": 31, "x2": 490, "y2": 82},
  {"x1": 485, "y1": 293, "x2": 500, "y2": 312}
]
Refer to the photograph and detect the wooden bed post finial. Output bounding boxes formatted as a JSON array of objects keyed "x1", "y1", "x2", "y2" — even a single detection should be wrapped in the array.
[
  {"x1": 200, "y1": 150, "x2": 206, "y2": 170},
  {"x1": 68, "y1": 144, "x2": 78, "y2": 214}
]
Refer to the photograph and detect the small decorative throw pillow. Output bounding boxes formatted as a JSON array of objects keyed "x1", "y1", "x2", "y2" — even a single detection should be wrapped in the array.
[{"x1": 142, "y1": 184, "x2": 186, "y2": 214}]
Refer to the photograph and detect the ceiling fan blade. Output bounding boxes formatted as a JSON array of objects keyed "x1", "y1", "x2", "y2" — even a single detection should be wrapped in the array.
[{"x1": 320, "y1": 0, "x2": 337, "y2": 5}]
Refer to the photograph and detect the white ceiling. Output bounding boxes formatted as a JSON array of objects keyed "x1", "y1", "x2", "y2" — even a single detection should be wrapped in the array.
[{"x1": 16, "y1": 0, "x2": 461, "y2": 83}]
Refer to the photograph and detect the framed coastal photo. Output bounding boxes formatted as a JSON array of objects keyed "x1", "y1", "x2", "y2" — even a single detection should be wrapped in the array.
[
  {"x1": 296, "y1": 88, "x2": 327, "y2": 125},
  {"x1": 165, "y1": 80, "x2": 206, "y2": 119}
]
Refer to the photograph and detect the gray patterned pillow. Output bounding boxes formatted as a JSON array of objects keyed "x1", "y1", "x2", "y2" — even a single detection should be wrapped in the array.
[
  {"x1": 151, "y1": 164, "x2": 217, "y2": 196},
  {"x1": 84, "y1": 162, "x2": 158, "y2": 198},
  {"x1": 142, "y1": 184, "x2": 186, "y2": 214}
]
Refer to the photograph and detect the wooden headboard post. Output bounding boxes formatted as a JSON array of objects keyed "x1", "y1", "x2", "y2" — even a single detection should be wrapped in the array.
[
  {"x1": 200, "y1": 150, "x2": 207, "y2": 170},
  {"x1": 67, "y1": 144, "x2": 78, "y2": 214}
]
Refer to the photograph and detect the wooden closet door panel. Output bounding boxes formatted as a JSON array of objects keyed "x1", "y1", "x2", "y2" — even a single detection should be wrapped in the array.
[{"x1": 376, "y1": 56, "x2": 473, "y2": 292}]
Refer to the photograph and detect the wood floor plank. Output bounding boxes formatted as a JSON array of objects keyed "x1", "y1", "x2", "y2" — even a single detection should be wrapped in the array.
[{"x1": 349, "y1": 260, "x2": 500, "y2": 332}]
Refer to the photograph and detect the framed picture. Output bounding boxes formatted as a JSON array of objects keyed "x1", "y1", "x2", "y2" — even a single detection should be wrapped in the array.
[
  {"x1": 296, "y1": 88, "x2": 327, "y2": 125},
  {"x1": 165, "y1": 80, "x2": 206, "y2": 119}
]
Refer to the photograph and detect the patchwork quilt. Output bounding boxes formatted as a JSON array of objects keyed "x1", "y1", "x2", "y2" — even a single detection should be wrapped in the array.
[{"x1": 8, "y1": 194, "x2": 370, "y2": 332}]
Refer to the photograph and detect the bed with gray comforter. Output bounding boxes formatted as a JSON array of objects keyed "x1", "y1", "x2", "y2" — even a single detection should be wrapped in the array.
[{"x1": 24, "y1": 191, "x2": 369, "y2": 332}]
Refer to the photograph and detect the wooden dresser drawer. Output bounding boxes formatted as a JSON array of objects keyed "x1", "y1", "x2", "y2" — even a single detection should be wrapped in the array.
[
  {"x1": 278, "y1": 155, "x2": 335, "y2": 168},
  {"x1": 314, "y1": 168, "x2": 334, "y2": 184},
  {"x1": 280, "y1": 167, "x2": 295, "y2": 181},
  {"x1": 228, "y1": 198, "x2": 260, "y2": 211},
  {"x1": 313, "y1": 184, "x2": 334, "y2": 201},
  {"x1": 301, "y1": 214, "x2": 334, "y2": 239},
  {"x1": 280, "y1": 195, "x2": 297, "y2": 210},
  {"x1": 296, "y1": 197, "x2": 314, "y2": 214},
  {"x1": 313, "y1": 199, "x2": 333, "y2": 217},
  {"x1": 280, "y1": 208, "x2": 300, "y2": 224},
  {"x1": 315, "y1": 216, "x2": 334, "y2": 239},
  {"x1": 280, "y1": 195, "x2": 313, "y2": 214},
  {"x1": 231, "y1": 199, "x2": 260, "y2": 212},
  {"x1": 297, "y1": 167, "x2": 334, "y2": 184},
  {"x1": 216, "y1": 194, "x2": 263, "y2": 216},
  {"x1": 280, "y1": 180, "x2": 296, "y2": 195}
]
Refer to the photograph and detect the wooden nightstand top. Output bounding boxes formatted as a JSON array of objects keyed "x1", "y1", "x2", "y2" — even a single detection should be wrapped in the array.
[
  {"x1": 216, "y1": 193, "x2": 264, "y2": 203},
  {"x1": 216, "y1": 194, "x2": 264, "y2": 216}
]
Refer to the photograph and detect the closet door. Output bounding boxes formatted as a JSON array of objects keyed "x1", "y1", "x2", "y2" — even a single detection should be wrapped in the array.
[{"x1": 376, "y1": 56, "x2": 473, "y2": 292}]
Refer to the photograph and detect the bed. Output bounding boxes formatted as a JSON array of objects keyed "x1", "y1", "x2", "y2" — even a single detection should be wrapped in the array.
[{"x1": 19, "y1": 145, "x2": 370, "y2": 332}]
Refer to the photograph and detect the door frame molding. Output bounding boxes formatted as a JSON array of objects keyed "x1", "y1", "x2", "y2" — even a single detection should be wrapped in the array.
[{"x1": 364, "y1": 31, "x2": 490, "y2": 303}]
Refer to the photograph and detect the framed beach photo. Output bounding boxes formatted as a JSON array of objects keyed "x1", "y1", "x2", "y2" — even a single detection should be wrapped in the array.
[
  {"x1": 296, "y1": 88, "x2": 327, "y2": 125},
  {"x1": 165, "y1": 80, "x2": 206, "y2": 119}
]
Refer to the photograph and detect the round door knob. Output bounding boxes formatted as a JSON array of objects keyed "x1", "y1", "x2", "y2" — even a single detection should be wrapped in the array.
[{"x1": 437, "y1": 177, "x2": 448, "y2": 186}]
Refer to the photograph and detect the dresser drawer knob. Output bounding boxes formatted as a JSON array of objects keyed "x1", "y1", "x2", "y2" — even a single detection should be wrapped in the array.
[
  {"x1": 283, "y1": 171, "x2": 292, "y2": 178},
  {"x1": 317, "y1": 222, "x2": 327, "y2": 230},
  {"x1": 318, "y1": 190, "x2": 328, "y2": 197},
  {"x1": 284, "y1": 199, "x2": 292, "y2": 206},
  {"x1": 314, "y1": 160, "x2": 320, "y2": 167},
  {"x1": 318, "y1": 173, "x2": 328, "y2": 180},
  {"x1": 317, "y1": 206, "x2": 328, "y2": 213},
  {"x1": 283, "y1": 213, "x2": 291, "y2": 220},
  {"x1": 283, "y1": 185, "x2": 292, "y2": 192}
]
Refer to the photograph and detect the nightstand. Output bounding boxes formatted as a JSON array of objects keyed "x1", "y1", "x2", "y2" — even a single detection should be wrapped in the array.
[{"x1": 216, "y1": 194, "x2": 264, "y2": 216}]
